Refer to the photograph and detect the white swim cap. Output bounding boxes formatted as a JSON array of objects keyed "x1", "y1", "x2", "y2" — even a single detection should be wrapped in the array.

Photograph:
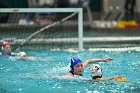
[
  {"x1": 17, "y1": 52, "x2": 27, "y2": 57},
  {"x1": 90, "y1": 64, "x2": 102, "y2": 77}
]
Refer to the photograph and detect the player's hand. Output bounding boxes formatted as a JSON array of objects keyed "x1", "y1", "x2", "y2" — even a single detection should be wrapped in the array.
[{"x1": 103, "y1": 58, "x2": 113, "y2": 62}]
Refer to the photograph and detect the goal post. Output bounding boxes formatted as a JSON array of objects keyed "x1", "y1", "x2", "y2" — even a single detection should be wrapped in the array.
[{"x1": 0, "y1": 8, "x2": 83, "y2": 50}]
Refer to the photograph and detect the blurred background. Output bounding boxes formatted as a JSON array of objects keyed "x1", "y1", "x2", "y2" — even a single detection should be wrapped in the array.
[
  {"x1": 0, "y1": 0, "x2": 140, "y2": 49},
  {"x1": 0, "y1": 0, "x2": 140, "y2": 24}
]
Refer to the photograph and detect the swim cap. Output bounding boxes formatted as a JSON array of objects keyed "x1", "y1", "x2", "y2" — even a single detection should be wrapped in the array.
[
  {"x1": 90, "y1": 64, "x2": 102, "y2": 77},
  {"x1": 17, "y1": 52, "x2": 27, "y2": 58},
  {"x1": 1, "y1": 42, "x2": 10, "y2": 51},
  {"x1": 70, "y1": 57, "x2": 82, "y2": 69}
]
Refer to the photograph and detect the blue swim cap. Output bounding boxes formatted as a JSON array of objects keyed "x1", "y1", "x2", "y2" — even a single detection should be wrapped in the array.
[{"x1": 70, "y1": 57, "x2": 82, "y2": 69}]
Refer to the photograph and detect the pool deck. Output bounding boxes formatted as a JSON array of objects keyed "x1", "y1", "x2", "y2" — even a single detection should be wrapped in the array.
[{"x1": 83, "y1": 27, "x2": 140, "y2": 48}]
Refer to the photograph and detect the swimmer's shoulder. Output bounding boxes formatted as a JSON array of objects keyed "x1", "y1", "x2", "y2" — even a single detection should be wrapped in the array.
[{"x1": 65, "y1": 72, "x2": 74, "y2": 77}]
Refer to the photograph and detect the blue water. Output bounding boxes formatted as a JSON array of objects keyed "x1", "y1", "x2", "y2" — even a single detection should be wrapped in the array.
[{"x1": 0, "y1": 48, "x2": 140, "y2": 93}]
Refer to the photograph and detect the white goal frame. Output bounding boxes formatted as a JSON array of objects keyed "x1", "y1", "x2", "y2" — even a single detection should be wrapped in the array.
[{"x1": 0, "y1": 8, "x2": 83, "y2": 50}]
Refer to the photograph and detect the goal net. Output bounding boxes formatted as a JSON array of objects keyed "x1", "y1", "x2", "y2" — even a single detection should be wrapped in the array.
[{"x1": 0, "y1": 8, "x2": 83, "y2": 50}]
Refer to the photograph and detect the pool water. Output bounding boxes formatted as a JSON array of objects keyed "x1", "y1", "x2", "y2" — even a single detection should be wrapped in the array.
[{"x1": 0, "y1": 48, "x2": 140, "y2": 93}]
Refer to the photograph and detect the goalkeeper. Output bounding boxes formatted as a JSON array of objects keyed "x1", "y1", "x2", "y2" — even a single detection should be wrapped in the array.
[{"x1": 0, "y1": 42, "x2": 17, "y2": 56}]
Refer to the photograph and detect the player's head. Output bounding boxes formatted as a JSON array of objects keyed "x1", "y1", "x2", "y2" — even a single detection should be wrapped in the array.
[
  {"x1": 17, "y1": 52, "x2": 27, "y2": 58},
  {"x1": 70, "y1": 57, "x2": 83, "y2": 75},
  {"x1": 1, "y1": 42, "x2": 11, "y2": 54},
  {"x1": 90, "y1": 64, "x2": 102, "y2": 78}
]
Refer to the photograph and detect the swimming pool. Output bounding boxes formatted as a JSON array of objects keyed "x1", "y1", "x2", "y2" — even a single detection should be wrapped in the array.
[{"x1": 0, "y1": 48, "x2": 140, "y2": 93}]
